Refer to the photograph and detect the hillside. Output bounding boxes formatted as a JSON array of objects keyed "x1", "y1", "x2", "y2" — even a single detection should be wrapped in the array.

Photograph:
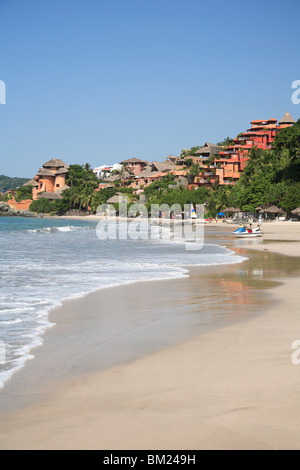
[{"x1": 0, "y1": 175, "x2": 29, "y2": 191}]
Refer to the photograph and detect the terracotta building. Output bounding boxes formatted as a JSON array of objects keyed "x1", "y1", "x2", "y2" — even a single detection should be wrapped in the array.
[
  {"x1": 31, "y1": 158, "x2": 69, "y2": 200},
  {"x1": 120, "y1": 157, "x2": 149, "y2": 176},
  {"x1": 190, "y1": 112, "x2": 295, "y2": 189},
  {"x1": 7, "y1": 158, "x2": 69, "y2": 211}
]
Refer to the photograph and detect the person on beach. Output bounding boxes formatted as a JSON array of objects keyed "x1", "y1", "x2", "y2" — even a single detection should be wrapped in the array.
[{"x1": 258, "y1": 215, "x2": 262, "y2": 228}]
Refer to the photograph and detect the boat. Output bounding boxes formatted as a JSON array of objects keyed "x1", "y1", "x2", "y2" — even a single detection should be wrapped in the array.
[
  {"x1": 232, "y1": 226, "x2": 263, "y2": 238},
  {"x1": 190, "y1": 203, "x2": 197, "y2": 219}
]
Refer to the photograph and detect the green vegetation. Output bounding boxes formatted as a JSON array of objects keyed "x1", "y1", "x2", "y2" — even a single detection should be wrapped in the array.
[
  {"x1": 29, "y1": 198, "x2": 56, "y2": 214},
  {"x1": 0, "y1": 175, "x2": 29, "y2": 191},
  {"x1": 27, "y1": 119, "x2": 300, "y2": 217},
  {"x1": 143, "y1": 120, "x2": 300, "y2": 217},
  {"x1": 14, "y1": 185, "x2": 33, "y2": 202},
  {"x1": 216, "y1": 137, "x2": 234, "y2": 147},
  {"x1": 186, "y1": 164, "x2": 200, "y2": 183},
  {"x1": 27, "y1": 164, "x2": 135, "y2": 215},
  {"x1": 179, "y1": 147, "x2": 200, "y2": 159},
  {"x1": 61, "y1": 164, "x2": 133, "y2": 213},
  {"x1": 143, "y1": 173, "x2": 209, "y2": 212},
  {"x1": 61, "y1": 163, "x2": 101, "y2": 211},
  {"x1": 203, "y1": 120, "x2": 300, "y2": 216}
]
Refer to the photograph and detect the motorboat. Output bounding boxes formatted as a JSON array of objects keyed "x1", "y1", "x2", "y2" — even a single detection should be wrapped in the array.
[{"x1": 232, "y1": 226, "x2": 263, "y2": 238}]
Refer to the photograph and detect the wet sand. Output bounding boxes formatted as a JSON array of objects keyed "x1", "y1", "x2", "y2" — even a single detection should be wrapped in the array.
[{"x1": 1, "y1": 222, "x2": 300, "y2": 449}]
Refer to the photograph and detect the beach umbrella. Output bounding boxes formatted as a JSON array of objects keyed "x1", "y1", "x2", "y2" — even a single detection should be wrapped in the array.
[
  {"x1": 224, "y1": 207, "x2": 240, "y2": 213},
  {"x1": 291, "y1": 207, "x2": 300, "y2": 215},
  {"x1": 263, "y1": 205, "x2": 285, "y2": 214},
  {"x1": 217, "y1": 212, "x2": 225, "y2": 216}
]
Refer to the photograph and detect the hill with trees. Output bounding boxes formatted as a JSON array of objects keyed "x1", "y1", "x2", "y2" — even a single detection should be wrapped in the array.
[
  {"x1": 0, "y1": 175, "x2": 29, "y2": 191},
  {"x1": 26, "y1": 118, "x2": 300, "y2": 217}
]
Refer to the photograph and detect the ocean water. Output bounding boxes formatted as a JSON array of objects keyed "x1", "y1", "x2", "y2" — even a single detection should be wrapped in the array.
[{"x1": 0, "y1": 217, "x2": 246, "y2": 389}]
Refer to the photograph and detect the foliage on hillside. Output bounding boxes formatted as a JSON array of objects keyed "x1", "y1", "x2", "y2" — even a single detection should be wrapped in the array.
[
  {"x1": 14, "y1": 185, "x2": 33, "y2": 202},
  {"x1": 144, "y1": 120, "x2": 300, "y2": 217},
  {"x1": 0, "y1": 175, "x2": 29, "y2": 191},
  {"x1": 30, "y1": 198, "x2": 56, "y2": 214},
  {"x1": 61, "y1": 164, "x2": 133, "y2": 213},
  {"x1": 205, "y1": 120, "x2": 300, "y2": 215},
  {"x1": 27, "y1": 119, "x2": 300, "y2": 216}
]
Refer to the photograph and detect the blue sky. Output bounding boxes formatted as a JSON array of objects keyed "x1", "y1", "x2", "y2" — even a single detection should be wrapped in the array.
[{"x1": 1, "y1": 0, "x2": 300, "y2": 177}]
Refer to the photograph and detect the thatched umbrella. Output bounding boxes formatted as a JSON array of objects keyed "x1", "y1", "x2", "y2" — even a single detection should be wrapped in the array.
[
  {"x1": 224, "y1": 207, "x2": 240, "y2": 213},
  {"x1": 262, "y1": 205, "x2": 285, "y2": 214},
  {"x1": 291, "y1": 207, "x2": 300, "y2": 215},
  {"x1": 106, "y1": 193, "x2": 127, "y2": 204}
]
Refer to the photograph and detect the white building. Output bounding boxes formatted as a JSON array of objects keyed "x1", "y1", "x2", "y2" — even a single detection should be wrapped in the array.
[{"x1": 94, "y1": 163, "x2": 122, "y2": 178}]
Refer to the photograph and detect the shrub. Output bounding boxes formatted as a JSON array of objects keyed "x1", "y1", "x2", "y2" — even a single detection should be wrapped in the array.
[{"x1": 30, "y1": 199, "x2": 54, "y2": 214}]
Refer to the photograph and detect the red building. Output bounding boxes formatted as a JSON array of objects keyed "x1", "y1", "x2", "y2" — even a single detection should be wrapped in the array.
[{"x1": 190, "y1": 112, "x2": 295, "y2": 189}]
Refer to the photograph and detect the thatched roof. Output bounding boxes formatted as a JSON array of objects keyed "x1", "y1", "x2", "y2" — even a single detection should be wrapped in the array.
[
  {"x1": 36, "y1": 169, "x2": 55, "y2": 177},
  {"x1": 291, "y1": 207, "x2": 300, "y2": 215},
  {"x1": 36, "y1": 192, "x2": 62, "y2": 200},
  {"x1": 55, "y1": 167, "x2": 68, "y2": 175},
  {"x1": 151, "y1": 161, "x2": 176, "y2": 173},
  {"x1": 224, "y1": 207, "x2": 240, "y2": 212},
  {"x1": 43, "y1": 158, "x2": 69, "y2": 169},
  {"x1": 106, "y1": 193, "x2": 128, "y2": 204},
  {"x1": 166, "y1": 155, "x2": 177, "y2": 162},
  {"x1": 195, "y1": 143, "x2": 221, "y2": 156},
  {"x1": 279, "y1": 112, "x2": 295, "y2": 125},
  {"x1": 23, "y1": 179, "x2": 38, "y2": 187},
  {"x1": 120, "y1": 157, "x2": 148, "y2": 164},
  {"x1": 55, "y1": 185, "x2": 70, "y2": 195},
  {"x1": 104, "y1": 174, "x2": 121, "y2": 182},
  {"x1": 138, "y1": 167, "x2": 157, "y2": 178},
  {"x1": 261, "y1": 205, "x2": 285, "y2": 213}
]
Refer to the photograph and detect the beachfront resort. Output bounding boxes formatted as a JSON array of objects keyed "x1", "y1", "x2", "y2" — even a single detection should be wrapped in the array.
[
  {"x1": 3, "y1": 111, "x2": 300, "y2": 221},
  {"x1": 2, "y1": 0, "x2": 300, "y2": 452}
]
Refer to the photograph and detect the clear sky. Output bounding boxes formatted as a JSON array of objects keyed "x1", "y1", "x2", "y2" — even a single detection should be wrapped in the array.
[{"x1": 1, "y1": 0, "x2": 300, "y2": 177}]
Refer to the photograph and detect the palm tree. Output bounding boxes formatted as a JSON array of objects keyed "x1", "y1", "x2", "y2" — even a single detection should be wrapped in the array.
[
  {"x1": 79, "y1": 190, "x2": 92, "y2": 211},
  {"x1": 83, "y1": 163, "x2": 92, "y2": 171},
  {"x1": 208, "y1": 186, "x2": 231, "y2": 214}
]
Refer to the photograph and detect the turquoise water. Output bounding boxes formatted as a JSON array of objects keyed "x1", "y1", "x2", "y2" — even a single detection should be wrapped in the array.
[{"x1": 0, "y1": 216, "x2": 94, "y2": 232}]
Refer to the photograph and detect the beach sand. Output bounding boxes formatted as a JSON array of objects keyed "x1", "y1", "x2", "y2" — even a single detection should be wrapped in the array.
[{"x1": 1, "y1": 221, "x2": 300, "y2": 450}]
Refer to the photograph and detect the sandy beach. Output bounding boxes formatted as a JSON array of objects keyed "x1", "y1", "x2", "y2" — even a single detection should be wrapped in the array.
[{"x1": 1, "y1": 221, "x2": 300, "y2": 450}]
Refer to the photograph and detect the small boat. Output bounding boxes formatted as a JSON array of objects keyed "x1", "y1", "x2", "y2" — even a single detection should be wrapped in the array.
[
  {"x1": 190, "y1": 203, "x2": 197, "y2": 219},
  {"x1": 232, "y1": 226, "x2": 263, "y2": 238}
]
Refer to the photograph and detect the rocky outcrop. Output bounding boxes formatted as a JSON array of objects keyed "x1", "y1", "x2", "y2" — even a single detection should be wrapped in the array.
[
  {"x1": 0, "y1": 201, "x2": 38, "y2": 217},
  {"x1": 0, "y1": 201, "x2": 15, "y2": 216}
]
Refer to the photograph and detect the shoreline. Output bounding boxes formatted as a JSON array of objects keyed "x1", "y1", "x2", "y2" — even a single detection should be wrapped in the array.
[
  {"x1": 1, "y1": 224, "x2": 300, "y2": 449},
  {"x1": 0, "y1": 240, "x2": 255, "y2": 414}
]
